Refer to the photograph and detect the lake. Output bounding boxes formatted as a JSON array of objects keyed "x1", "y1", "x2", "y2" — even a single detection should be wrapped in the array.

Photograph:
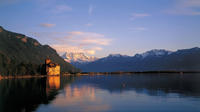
[{"x1": 0, "y1": 74, "x2": 200, "y2": 112}]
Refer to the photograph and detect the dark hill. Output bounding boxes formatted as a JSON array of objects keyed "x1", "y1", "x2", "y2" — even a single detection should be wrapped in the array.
[{"x1": 0, "y1": 26, "x2": 79, "y2": 76}]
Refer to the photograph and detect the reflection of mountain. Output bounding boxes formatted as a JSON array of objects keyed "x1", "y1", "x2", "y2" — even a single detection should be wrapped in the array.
[
  {"x1": 72, "y1": 74, "x2": 200, "y2": 97},
  {"x1": 76, "y1": 47, "x2": 200, "y2": 72},
  {"x1": 44, "y1": 85, "x2": 111, "y2": 112},
  {"x1": 0, "y1": 77, "x2": 74, "y2": 112},
  {"x1": 64, "y1": 85, "x2": 95, "y2": 99}
]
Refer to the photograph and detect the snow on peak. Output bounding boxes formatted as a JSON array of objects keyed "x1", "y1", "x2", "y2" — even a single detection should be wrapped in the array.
[
  {"x1": 62, "y1": 52, "x2": 98, "y2": 63},
  {"x1": 139, "y1": 49, "x2": 172, "y2": 58}
]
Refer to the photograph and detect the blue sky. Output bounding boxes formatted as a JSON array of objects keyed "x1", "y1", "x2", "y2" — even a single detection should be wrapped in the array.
[{"x1": 0, "y1": 0, "x2": 200, "y2": 57}]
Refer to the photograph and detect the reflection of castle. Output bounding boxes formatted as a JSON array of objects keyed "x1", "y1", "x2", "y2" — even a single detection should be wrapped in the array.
[
  {"x1": 45, "y1": 76, "x2": 61, "y2": 98},
  {"x1": 47, "y1": 76, "x2": 60, "y2": 89},
  {"x1": 45, "y1": 58, "x2": 60, "y2": 76}
]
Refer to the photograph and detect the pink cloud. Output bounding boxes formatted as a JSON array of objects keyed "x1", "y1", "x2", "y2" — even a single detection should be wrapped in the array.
[
  {"x1": 30, "y1": 31, "x2": 112, "y2": 55},
  {"x1": 40, "y1": 23, "x2": 55, "y2": 28}
]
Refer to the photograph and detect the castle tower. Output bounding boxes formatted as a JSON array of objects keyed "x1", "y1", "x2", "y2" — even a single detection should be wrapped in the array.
[{"x1": 45, "y1": 58, "x2": 51, "y2": 65}]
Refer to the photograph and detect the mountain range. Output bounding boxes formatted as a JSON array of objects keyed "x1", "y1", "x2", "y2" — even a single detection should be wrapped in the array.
[
  {"x1": 1, "y1": 26, "x2": 199, "y2": 74},
  {"x1": 0, "y1": 26, "x2": 79, "y2": 76},
  {"x1": 71, "y1": 47, "x2": 200, "y2": 72}
]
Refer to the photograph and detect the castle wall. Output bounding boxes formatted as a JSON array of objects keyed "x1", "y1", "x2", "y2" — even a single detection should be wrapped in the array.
[{"x1": 46, "y1": 65, "x2": 60, "y2": 76}]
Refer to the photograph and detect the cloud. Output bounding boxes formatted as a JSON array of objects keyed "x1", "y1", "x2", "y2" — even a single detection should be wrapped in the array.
[
  {"x1": 66, "y1": 31, "x2": 111, "y2": 46},
  {"x1": 30, "y1": 31, "x2": 112, "y2": 55},
  {"x1": 40, "y1": 23, "x2": 55, "y2": 28},
  {"x1": 92, "y1": 47, "x2": 103, "y2": 51},
  {"x1": 85, "y1": 47, "x2": 103, "y2": 55},
  {"x1": 51, "y1": 44, "x2": 103, "y2": 55},
  {"x1": 86, "y1": 50, "x2": 96, "y2": 55},
  {"x1": 53, "y1": 4, "x2": 72, "y2": 13},
  {"x1": 50, "y1": 44, "x2": 84, "y2": 53},
  {"x1": 85, "y1": 23, "x2": 93, "y2": 27},
  {"x1": 75, "y1": 37, "x2": 110, "y2": 46},
  {"x1": 166, "y1": 0, "x2": 200, "y2": 15},
  {"x1": 130, "y1": 13, "x2": 151, "y2": 20},
  {"x1": 89, "y1": 4, "x2": 94, "y2": 15},
  {"x1": 67, "y1": 31, "x2": 83, "y2": 35}
]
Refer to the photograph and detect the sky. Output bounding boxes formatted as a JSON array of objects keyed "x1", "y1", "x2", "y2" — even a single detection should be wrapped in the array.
[{"x1": 0, "y1": 0, "x2": 200, "y2": 57}]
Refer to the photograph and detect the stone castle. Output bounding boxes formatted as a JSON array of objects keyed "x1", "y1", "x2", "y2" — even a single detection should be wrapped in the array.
[{"x1": 45, "y1": 58, "x2": 60, "y2": 76}]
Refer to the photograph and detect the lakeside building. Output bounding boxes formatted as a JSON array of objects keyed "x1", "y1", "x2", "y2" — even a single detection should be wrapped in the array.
[{"x1": 45, "y1": 58, "x2": 60, "y2": 76}]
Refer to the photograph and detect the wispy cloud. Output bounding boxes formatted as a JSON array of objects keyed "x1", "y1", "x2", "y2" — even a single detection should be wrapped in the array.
[
  {"x1": 166, "y1": 0, "x2": 200, "y2": 15},
  {"x1": 50, "y1": 44, "x2": 84, "y2": 54},
  {"x1": 51, "y1": 44, "x2": 103, "y2": 55},
  {"x1": 66, "y1": 31, "x2": 111, "y2": 46},
  {"x1": 68, "y1": 31, "x2": 84, "y2": 35},
  {"x1": 30, "y1": 31, "x2": 112, "y2": 55},
  {"x1": 129, "y1": 27, "x2": 147, "y2": 32},
  {"x1": 85, "y1": 23, "x2": 93, "y2": 27},
  {"x1": 52, "y1": 4, "x2": 72, "y2": 13},
  {"x1": 40, "y1": 23, "x2": 55, "y2": 28},
  {"x1": 89, "y1": 4, "x2": 94, "y2": 15},
  {"x1": 130, "y1": 13, "x2": 151, "y2": 20}
]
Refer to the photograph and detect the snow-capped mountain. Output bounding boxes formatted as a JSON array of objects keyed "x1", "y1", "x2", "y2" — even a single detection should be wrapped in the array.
[
  {"x1": 136, "y1": 49, "x2": 172, "y2": 58},
  {"x1": 61, "y1": 52, "x2": 98, "y2": 63},
  {"x1": 101, "y1": 50, "x2": 172, "y2": 60}
]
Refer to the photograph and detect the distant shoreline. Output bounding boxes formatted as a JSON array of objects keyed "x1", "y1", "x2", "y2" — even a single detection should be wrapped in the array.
[
  {"x1": 79, "y1": 71, "x2": 200, "y2": 75},
  {"x1": 1, "y1": 71, "x2": 200, "y2": 80}
]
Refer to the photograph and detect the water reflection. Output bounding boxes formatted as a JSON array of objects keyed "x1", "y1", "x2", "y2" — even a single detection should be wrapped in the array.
[
  {"x1": 64, "y1": 85, "x2": 95, "y2": 100},
  {"x1": 0, "y1": 74, "x2": 200, "y2": 112},
  {"x1": 47, "y1": 76, "x2": 60, "y2": 89},
  {"x1": 46, "y1": 76, "x2": 61, "y2": 97},
  {"x1": 41, "y1": 85, "x2": 111, "y2": 112},
  {"x1": 0, "y1": 76, "x2": 73, "y2": 112},
  {"x1": 36, "y1": 74, "x2": 200, "y2": 112},
  {"x1": 74, "y1": 74, "x2": 200, "y2": 97}
]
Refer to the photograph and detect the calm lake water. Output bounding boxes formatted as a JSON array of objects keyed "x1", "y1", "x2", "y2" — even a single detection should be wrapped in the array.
[{"x1": 1, "y1": 74, "x2": 200, "y2": 112}]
